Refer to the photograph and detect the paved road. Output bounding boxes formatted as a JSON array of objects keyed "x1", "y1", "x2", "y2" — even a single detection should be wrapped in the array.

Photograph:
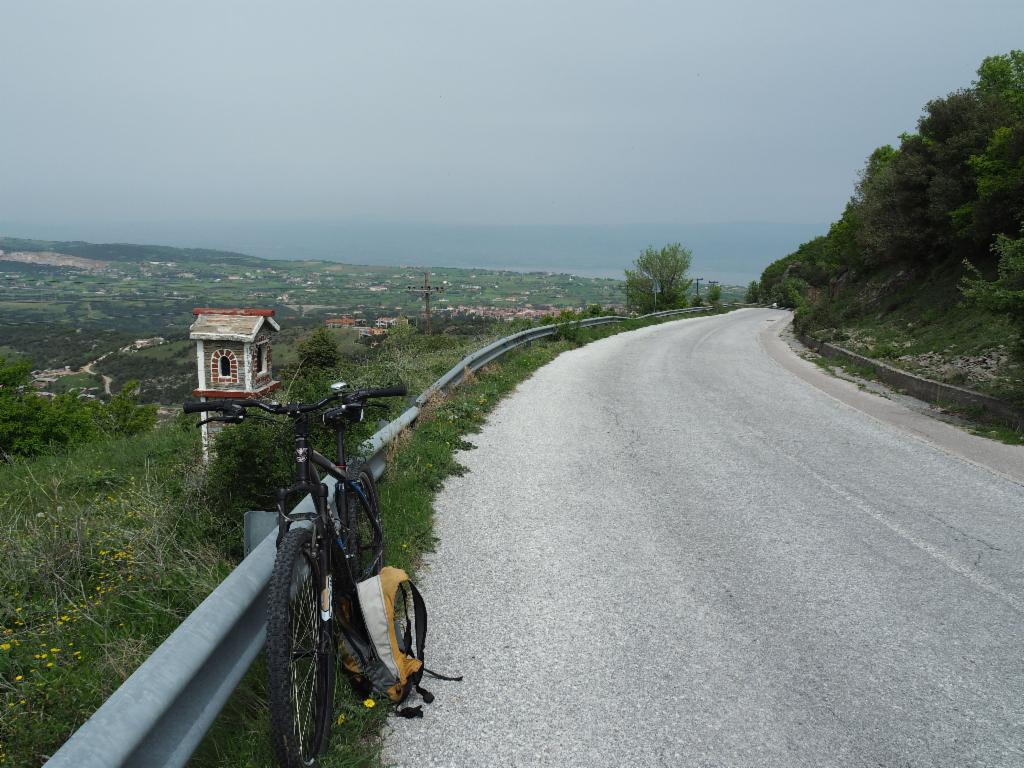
[{"x1": 385, "y1": 308, "x2": 1024, "y2": 768}]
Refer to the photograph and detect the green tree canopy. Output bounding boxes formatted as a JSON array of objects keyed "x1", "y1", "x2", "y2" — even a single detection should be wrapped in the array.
[
  {"x1": 297, "y1": 328, "x2": 342, "y2": 371},
  {"x1": 625, "y1": 243, "x2": 693, "y2": 313}
]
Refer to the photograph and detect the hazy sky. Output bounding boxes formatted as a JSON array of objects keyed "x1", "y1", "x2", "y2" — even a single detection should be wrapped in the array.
[{"x1": 2, "y1": 1, "x2": 1022, "y2": 232}]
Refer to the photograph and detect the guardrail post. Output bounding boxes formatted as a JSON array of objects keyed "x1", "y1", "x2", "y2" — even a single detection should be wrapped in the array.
[{"x1": 244, "y1": 511, "x2": 277, "y2": 556}]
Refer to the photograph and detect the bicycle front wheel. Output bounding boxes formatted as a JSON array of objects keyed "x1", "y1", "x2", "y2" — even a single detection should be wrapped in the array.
[{"x1": 266, "y1": 526, "x2": 335, "y2": 768}]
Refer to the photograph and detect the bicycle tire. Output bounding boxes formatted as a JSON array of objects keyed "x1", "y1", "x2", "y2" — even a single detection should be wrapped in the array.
[
  {"x1": 266, "y1": 526, "x2": 335, "y2": 768},
  {"x1": 346, "y1": 461, "x2": 384, "y2": 582}
]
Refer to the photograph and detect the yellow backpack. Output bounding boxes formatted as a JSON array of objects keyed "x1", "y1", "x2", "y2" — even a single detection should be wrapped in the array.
[{"x1": 339, "y1": 567, "x2": 460, "y2": 717}]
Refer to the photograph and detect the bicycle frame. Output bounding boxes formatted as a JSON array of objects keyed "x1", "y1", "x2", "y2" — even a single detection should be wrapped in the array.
[{"x1": 273, "y1": 412, "x2": 373, "y2": 608}]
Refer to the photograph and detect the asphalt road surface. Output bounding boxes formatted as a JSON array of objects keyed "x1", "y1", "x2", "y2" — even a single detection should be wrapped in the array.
[{"x1": 384, "y1": 308, "x2": 1024, "y2": 768}]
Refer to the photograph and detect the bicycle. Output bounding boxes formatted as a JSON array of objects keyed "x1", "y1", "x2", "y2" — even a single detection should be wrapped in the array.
[{"x1": 183, "y1": 381, "x2": 407, "y2": 768}]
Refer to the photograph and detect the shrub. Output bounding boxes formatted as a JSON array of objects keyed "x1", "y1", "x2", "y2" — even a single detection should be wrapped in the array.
[
  {"x1": 0, "y1": 360, "x2": 157, "y2": 460},
  {"x1": 771, "y1": 277, "x2": 810, "y2": 309},
  {"x1": 296, "y1": 328, "x2": 342, "y2": 371},
  {"x1": 745, "y1": 281, "x2": 760, "y2": 303}
]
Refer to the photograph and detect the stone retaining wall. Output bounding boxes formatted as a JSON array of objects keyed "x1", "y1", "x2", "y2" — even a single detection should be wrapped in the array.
[{"x1": 796, "y1": 331, "x2": 1023, "y2": 431}]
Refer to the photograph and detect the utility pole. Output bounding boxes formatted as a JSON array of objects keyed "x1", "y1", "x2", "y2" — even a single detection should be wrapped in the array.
[
  {"x1": 405, "y1": 271, "x2": 445, "y2": 334},
  {"x1": 694, "y1": 277, "x2": 704, "y2": 299}
]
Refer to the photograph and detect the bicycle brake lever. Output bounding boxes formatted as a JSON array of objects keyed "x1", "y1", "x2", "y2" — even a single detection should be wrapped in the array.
[{"x1": 196, "y1": 415, "x2": 244, "y2": 428}]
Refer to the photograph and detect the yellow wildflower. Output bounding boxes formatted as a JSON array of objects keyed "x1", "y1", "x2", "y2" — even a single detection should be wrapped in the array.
[
  {"x1": 45, "y1": 662, "x2": 53, "y2": 668},
  {"x1": 363, "y1": 698, "x2": 376, "y2": 709},
  {"x1": 0, "y1": 643, "x2": 10, "y2": 651},
  {"x1": 14, "y1": 675, "x2": 22, "y2": 682},
  {"x1": 336, "y1": 714, "x2": 346, "y2": 725}
]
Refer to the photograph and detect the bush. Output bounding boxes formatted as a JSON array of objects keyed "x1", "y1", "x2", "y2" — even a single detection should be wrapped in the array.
[
  {"x1": 0, "y1": 360, "x2": 157, "y2": 460},
  {"x1": 296, "y1": 328, "x2": 342, "y2": 371},
  {"x1": 771, "y1": 277, "x2": 810, "y2": 309},
  {"x1": 745, "y1": 281, "x2": 760, "y2": 303}
]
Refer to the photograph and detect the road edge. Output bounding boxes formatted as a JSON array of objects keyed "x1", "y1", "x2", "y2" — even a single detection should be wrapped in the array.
[{"x1": 758, "y1": 314, "x2": 1024, "y2": 487}]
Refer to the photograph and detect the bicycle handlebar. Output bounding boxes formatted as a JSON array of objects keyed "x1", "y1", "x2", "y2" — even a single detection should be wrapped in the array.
[
  {"x1": 182, "y1": 385, "x2": 407, "y2": 418},
  {"x1": 357, "y1": 385, "x2": 407, "y2": 400}
]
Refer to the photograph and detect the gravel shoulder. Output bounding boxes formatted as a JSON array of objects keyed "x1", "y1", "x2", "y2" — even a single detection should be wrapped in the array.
[{"x1": 384, "y1": 308, "x2": 1024, "y2": 768}]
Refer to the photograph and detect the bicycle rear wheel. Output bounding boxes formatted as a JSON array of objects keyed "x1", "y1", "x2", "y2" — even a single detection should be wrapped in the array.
[
  {"x1": 346, "y1": 462, "x2": 384, "y2": 582},
  {"x1": 266, "y1": 526, "x2": 335, "y2": 768}
]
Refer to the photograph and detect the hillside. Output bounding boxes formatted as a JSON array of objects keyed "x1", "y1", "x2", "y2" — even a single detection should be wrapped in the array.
[{"x1": 756, "y1": 51, "x2": 1024, "y2": 409}]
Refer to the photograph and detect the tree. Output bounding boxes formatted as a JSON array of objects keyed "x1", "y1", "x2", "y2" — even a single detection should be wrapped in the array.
[
  {"x1": 706, "y1": 283, "x2": 722, "y2": 303},
  {"x1": 297, "y1": 328, "x2": 342, "y2": 371},
  {"x1": 0, "y1": 356, "x2": 31, "y2": 390},
  {"x1": 624, "y1": 243, "x2": 693, "y2": 313},
  {"x1": 99, "y1": 380, "x2": 157, "y2": 437},
  {"x1": 975, "y1": 50, "x2": 1024, "y2": 120},
  {"x1": 969, "y1": 124, "x2": 1024, "y2": 241},
  {"x1": 771, "y1": 277, "x2": 810, "y2": 309},
  {"x1": 961, "y1": 227, "x2": 1024, "y2": 356},
  {"x1": 745, "y1": 281, "x2": 760, "y2": 303}
]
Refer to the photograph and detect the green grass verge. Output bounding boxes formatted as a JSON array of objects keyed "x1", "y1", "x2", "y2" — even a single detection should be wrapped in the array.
[{"x1": 0, "y1": 425, "x2": 238, "y2": 768}]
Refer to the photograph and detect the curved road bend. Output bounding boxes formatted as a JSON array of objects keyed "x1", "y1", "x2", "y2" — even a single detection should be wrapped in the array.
[{"x1": 385, "y1": 308, "x2": 1024, "y2": 768}]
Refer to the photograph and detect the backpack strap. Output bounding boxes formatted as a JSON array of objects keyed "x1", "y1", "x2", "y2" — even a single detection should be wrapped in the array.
[
  {"x1": 406, "y1": 582, "x2": 463, "y2": 688},
  {"x1": 422, "y1": 667, "x2": 463, "y2": 682},
  {"x1": 408, "y1": 581, "x2": 428, "y2": 663}
]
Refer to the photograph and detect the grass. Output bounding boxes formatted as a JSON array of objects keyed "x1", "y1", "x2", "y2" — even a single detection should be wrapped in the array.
[
  {"x1": 808, "y1": 354, "x2": 881, "y2": 384},
  {"x1": 968, "y1": 424, "x2": 1024, "y2": 445},
  {"x1": 0, "y1": 306, "x2": 723, "y2": 767},
  {"x1": 47, "y1": 373, "x2": 103, "y2": 395},
  {"x1": 0, "y1": 425, "x2": 241, "y2": 767},
  {"x1": 804, "y1": 261, "x2": 1023, "y2": 403}
]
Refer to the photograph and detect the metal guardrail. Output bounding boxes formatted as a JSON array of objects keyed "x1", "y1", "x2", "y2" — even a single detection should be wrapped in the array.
[{"x1": 45, "y1": 305, "x2": 714, "y2": 768}]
